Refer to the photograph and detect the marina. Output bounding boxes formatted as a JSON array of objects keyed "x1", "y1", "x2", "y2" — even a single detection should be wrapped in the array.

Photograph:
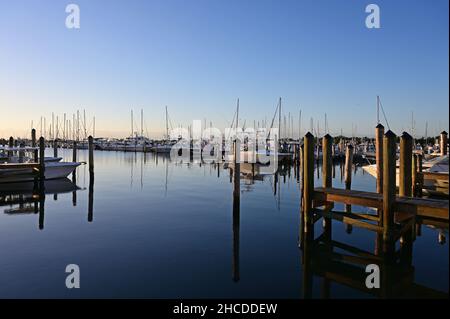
[
  {"x1": 1, "y1": 0, "x2": 448, "y2": 304},
  {"x1": 0, "y1": 122, "x2": 448, "y2": 298}
]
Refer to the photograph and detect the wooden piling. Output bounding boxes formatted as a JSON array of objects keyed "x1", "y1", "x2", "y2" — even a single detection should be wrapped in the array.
[
  {"x1": 72, "y1": 141, "x2": 77, "y2": 162},
  {"x1": 18, "y1": 143, "x2": 25, "y2": 163},
  {"x1": 383, "y1": 130, "x2": 397, "y2": 243},
  {"x1": 322, "y1": 134, "x2": 333, "y2": 188},
  {"x1": 399, "y1": 132, "x2": 413, "y2": 197},
  {"x1": 375, "y1": 124, "x2": 384, "y2": 194},
  {"x1": 412, "y1": 154, "x2": 418, "y2": 197},
  {"x1": 38, "y1": 189, "x2": 45, "y2": 230},
  {"x1": 8, "y1": 136, "x2": 13, "y2": 157},
  {"x1": 417, "y1": 154, "x2": 423, "y2": 197},
  {"x1": 53, "y1": 139, "x2": 58, "y2": 157},
  {"x1": 233, "y1": 139, "x2": 240, "y2": 198},
  {"x1": 440, "y1": 131, "x2": 448, "y2": 156},
  {"x1": 88, "y1": 135, "x2": 94, "y2": 173},
  {"x1": 303, "y1": 132, "x2": 315, "y2": 228},
  {"x1": 39, "y1": 137, "x2": 45, "y2": 180},
  {"x1": 31, "y1": 129, "x2": 38, "y2": 163},
  {"x1": 88, "y1": 172, "x2": 94, "y2": 222},
  {"x1": 344, "y1": 145, "x2": 353, "y2": 190},
  {"x1": 322, "y1": 134, "x2": 333, "y2": 233}
]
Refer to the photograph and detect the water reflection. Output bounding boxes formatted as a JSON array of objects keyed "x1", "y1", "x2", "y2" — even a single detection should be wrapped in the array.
[
  {"x1": 0, "y1": 150, "x2": 447, "y2": 298},
  {"x1": 0, "y1": 178, "x2": 83, "y2": 230}
]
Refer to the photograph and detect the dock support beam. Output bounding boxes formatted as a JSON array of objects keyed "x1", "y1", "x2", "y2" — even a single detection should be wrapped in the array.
[
  {"x1": 31, "y1": 129, "x2": 38, "y2": 163},
  {"x1": 39, "y1": 137, "x2": 45, "y2": 180},
  {"x1": 416, "y1": 153, "x2": 423, "y2": 197},
  {"x1": 344, "y1": 145, "x2": 353, "y2": 190},
  {"x1": 322, "y1": 134, "x2": 333, "y2": 234},
  {"x1": 412, "y1": 154, "x2": 418, "y2": 197},
  {"x1": 88, "y1": 135, "x2": 94, "y2": 173},
  {"x1": 375, "y1": 124, "x2": 384, "y2": 194},
  {"x1": 53, "y1": 139, "x2": 58, "y2": 158},
  {"x1": 399, "y1": 132, "x2": 413, "y2": 197},
  {"x1": 8, "y1": 136, "x2": 13, "y2": 157},
  {"x1": 322, "y1": 134, "x2": 333, "y2": 188},
  {"x1": 383, "y1": 130, "x2": 396, "y2": 244},
  {"x1": 303, "y1": 132, "x2": 315, "y2": 231}
]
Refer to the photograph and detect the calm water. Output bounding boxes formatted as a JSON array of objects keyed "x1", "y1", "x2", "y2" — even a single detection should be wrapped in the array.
[{"x1": 0, "y1": 149, "x2": 448, "y2": 298}]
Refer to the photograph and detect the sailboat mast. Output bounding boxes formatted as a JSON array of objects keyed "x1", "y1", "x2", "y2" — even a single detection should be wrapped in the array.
[
  {"x1": 236, "y1": 98, "x2": 239, "y2": 130},
  {"x1": 84, "y1": 109, "x2": 87, "y2": 140},
  {"x1": 278, "y1": 97, "x2": 281, "y2": 139},
  {"x1": 141, "y1": 109, "x2": 144, "y2": 137},
  {"x1": 377, "y1": 95, "x2": 380, "y2": 124},
  {"x1": 131, "y1": 109, "x2": 134, "y2": 137},
  {"x1": 298, "y1": 109, "x2": 302, "y2": 140},
  {"x1": 165, "y1": 106, "x2": 169, "y2": 140}
]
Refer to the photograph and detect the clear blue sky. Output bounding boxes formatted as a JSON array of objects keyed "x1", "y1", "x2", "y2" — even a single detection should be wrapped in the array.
[{"x1": 0, "y1": 0, "x2": 448, "y2": 138}]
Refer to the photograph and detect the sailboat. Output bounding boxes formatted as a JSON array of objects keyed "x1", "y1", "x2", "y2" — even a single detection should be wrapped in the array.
[{"x1": 152, "y1": 106, "x2": 176, "y2": 153}]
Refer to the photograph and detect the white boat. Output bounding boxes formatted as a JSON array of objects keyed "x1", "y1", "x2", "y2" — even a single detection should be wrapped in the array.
[
  {"x1": 4, "y1": 156, "x2": 62, "y2": 163},
  {"x1": 362, "y1": 155, "x2": 448, "y2": 196},
  {"x1": 0, "y1": 161, "x2": 81, "y2": 183}
]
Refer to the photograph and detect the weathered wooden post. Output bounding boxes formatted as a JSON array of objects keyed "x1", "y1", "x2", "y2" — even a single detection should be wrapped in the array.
[
  {"x1": 322, "y1": 134, "x2": 333, "y2": 189},
  {"x1": 440, "y1": 131, "x2": 448, "y2": 156},
  {"x1": 303, "y1": 132, "x2": 315, "y2": 230},
  {"x1": 88, "y1": 135, "x2": 94, "y2": 173},
  {"x1": 383, "y1": 130, "x2": 397, "y2": 244},
  {"x1": 72, "y1": 172, "x2": 77, "y2": 206},
  {"x1": 375, "y1": 124, "x2": 384, "y2": 193},
  {"x1": 31, "y1": 129, "x2": 38, "y2": 163},
  {"x1": 233, "y1": 139, "x2": 241, "y2": 197},
  {"x1": 8, "y1": 136, "x2": 14, "y2": 157},
  {"x1": 72, "y1": 140, "x2": 77, "y2": 162},
  {"x1": 18, "y1": 143, "x2": 25, "y2": 163},
  {"x1": 53, "y1": 138, "x2": 58, "y2": 158},
  {"x1": 232, "y1": 138, "x2": 241, "y2": 281},
  {"x1": 38, "y1": 190, "x2": 45, "y2": 230},
  {"x1": 322, "y1": 134, "x2": 333, "y2": 234},
  {"x1": 88, "y1": 171, "x2": 94, "y2": 222},
  {"x1": 417, "y1": 153, "x2": 423, "y2": 197},
  {"x1": 412, "y1": 154, "x2": 418, "y2": 197},
  {"x1": 399, "y1": 132, "x2": 413, "y2": 197},
  {"x1": 344, "y1": 145, "x2": 354, "y2": 190},
  {"x1": 39, "y1": 137, "x2": 45, "y2": 180}
]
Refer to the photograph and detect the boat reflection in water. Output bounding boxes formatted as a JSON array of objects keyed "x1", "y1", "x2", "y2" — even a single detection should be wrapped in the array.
[{"x1": 0, "y1": 177, "x2": 86, "y2": 229}]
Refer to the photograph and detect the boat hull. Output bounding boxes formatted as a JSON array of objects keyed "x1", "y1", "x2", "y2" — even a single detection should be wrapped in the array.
[{"x1": 0, "y1": 162, "x2": 81, "y2": 183}]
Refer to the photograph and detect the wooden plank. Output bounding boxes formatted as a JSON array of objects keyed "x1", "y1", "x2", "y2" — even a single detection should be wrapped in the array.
[
  {"x1": 314, "y1": 187, "x2": 383, "y2": 209},
  {"x1": 314, "y1": 187, "x2": 449, "y2": 221},
  {"x1": 421, "y1": 171, "x2": 449, "y2": 181},
  {"x1": 315, "y1": 209, "x2": 383, "y2": 233},
  {"x1": 417, "y1": 216, "x2": 449, "y2": 230},
  {"x1": 395, "y1": 196, "x2": 449, "y2": 220}
]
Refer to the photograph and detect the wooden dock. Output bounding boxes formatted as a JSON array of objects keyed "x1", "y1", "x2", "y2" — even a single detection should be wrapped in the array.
[{"x1": 301, "y1": 128, "x2": 449, "y2": 255}]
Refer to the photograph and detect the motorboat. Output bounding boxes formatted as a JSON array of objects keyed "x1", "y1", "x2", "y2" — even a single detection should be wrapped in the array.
[{"x1": 362, "y1": 155, "x2": 448, "y2": 197}]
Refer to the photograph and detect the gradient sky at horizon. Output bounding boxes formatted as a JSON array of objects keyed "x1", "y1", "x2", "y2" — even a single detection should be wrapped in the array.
[{"x1": 0, "y1": 0, "x2": 448, "y2": 138}]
